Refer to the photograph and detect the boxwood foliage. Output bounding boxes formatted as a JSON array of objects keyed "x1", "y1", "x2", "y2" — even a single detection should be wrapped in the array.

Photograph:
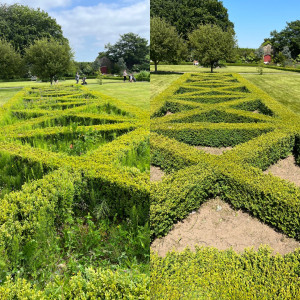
[
  {"x1": 151, "y1": 247, "x2": 300, "y2": 299},
  {"x1": 151, "y1": 72, "x2": 300, "y2": 294},
  {"x1": 0, "y1": 84, "x2": 149, "y2": 297},
  {"x1": 0, "y1": 267, "x2": 149, "y2": 299}
]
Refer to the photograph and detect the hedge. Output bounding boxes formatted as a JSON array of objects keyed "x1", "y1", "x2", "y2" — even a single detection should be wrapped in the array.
[
  {"x1": 151, "y1": 247, "x2": 300, "y2": 299},
  {"x1": 0, "y1": 83, "x2": 150, "y2": 296},
  {"x1": 0, "y1": 267, "x2": 149, "y2": 299},
  {"x1": 150, "y1": 72, "x2": 300, "y2": 241}
]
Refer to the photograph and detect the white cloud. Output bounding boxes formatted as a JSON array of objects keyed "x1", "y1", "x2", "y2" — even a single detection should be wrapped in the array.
[
  {"x1": 52, "y1": 0, "x2": 150, "y2": 61},
  {"x1": 0, "y1": 0, "x2": 73, "y2": 10}
]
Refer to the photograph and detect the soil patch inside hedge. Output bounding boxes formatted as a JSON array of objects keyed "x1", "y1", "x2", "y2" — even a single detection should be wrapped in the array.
[
  {"x1": 165, "y1": 111, "x2": 173, "y2": 116},
  {"x1": 150, "y1": 165, "x2": 165, "y2": 182},
  {"x1": 151, "y1": 198, "x2": 300, "y2": 257},
  {"x1": 264, "y1": 155, "x2": 300, "y2": 187},
  {"x1": 195, "y1": 146, "x2": 232, "y2": 155}
]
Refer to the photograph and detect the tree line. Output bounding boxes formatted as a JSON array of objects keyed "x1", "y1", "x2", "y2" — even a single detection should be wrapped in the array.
[
  {"x1": 0, "y1": 4, "x2": 149, "y2": 82},
  {"x1": 150, "y1": 0, "x2": 300, "y2": 71}
]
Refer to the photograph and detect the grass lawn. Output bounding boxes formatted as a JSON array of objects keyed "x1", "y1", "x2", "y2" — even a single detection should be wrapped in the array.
[
  {"x1": 0, "y1": 79, "x2": 149, "y2": 110},
  {"x1": 0, "y1": 88, "x2": 22, "y2": 106},
  {"x1": 150, "y1": 74, "x2": 181, "y2": 99},
  {"x1": 86, "y1": 79, "x2": 149, "y2": 110},
  {"x1": 242, "y1": 73, "x2": 300, "y2": 115},
  {"x1": 150, "y1": 64, "x2": 285, "y2": 73}
]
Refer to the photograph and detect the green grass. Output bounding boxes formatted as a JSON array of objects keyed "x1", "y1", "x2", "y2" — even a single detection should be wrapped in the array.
[
  {"x1": 84, "y1": 79, "x2": 150, "y2": 110},
  {"x1": 150, "y1": 74, "x2": 181, "y2": 99},
  {"x1": 0, "y1": 79, "x2": 150, "y2": 110},
  {"x1": 0, "y1": 88, "x2": 22, "y2": 106},
  {"x1": 150, "y1": 65, "x2": 286, "y2": 73},
  {"x1": 243, "y1": 73, "x2": 300, "y2": 114}
]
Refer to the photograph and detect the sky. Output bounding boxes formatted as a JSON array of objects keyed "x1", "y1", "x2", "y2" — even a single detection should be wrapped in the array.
[
  {"x1": 222, "y1": 0, "x2": 300, "y2": 49},
  {"x1": 1, "y1": 0, "x2": 150, "y2": 61},
  {"x1": 1, "y1": 0, "x2": 299, "y2": 60}
]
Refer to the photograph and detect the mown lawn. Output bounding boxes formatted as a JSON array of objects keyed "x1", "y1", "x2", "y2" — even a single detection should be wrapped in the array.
[
  {"x1": 150, "y1": 74, "x2": 181, "y2": 99},
  {"x1": 150, "y1": 64, "x2": 284, "y2": 73},
  {"x1": 242, "y1": 73, "x2": 300, "y2": 115},
  {"x1": 0, "y1": 88, "x2": 22, "y2": 106},
  {"x1": 0, "y1": 79, "x2": 150, "y2": 110},
  {"x1": 86, "y1": 79, "x2": 150, "y2": 110}
]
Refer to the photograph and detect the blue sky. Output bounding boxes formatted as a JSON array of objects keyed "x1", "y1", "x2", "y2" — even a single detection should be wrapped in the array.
[
  {"x1": 1, "y1": 0, "x2": 150, "y2": 61},
  {"x1": 222, "y1": 0, "x2": 300, "y2": 49}
]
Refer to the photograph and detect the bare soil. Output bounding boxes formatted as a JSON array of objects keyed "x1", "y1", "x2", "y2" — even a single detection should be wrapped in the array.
[
  {"x1": 151, "y1": 198, "x2": 300, "y2": 257},
  {"x1": 150, "y1": 165, "x2": 165, "y2": 182},
  {"x1": 195, "y1": 146, "x2": 232, "y2": 155},
  {"x1": 252, "y1": 110, "x2": 260, "y2": 114},
  {"x1": 165, "y1": 111, "x2": 173, "y2": 116},
  {"x1": 264, "y1": 155, "x2": 300, "y2": 187}
]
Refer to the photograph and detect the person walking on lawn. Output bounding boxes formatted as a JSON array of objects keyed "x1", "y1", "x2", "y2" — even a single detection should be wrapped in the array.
[{"x1": 123, "y1": 70, "x2": 128, "y2": 82}]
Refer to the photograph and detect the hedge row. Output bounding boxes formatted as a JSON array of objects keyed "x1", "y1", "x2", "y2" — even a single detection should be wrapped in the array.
[
  {"x1": 0, "y1": 267, "x2": 149, "y2": 299},
  {"x1": 150, "y1": 72, "x2": 300, "y2": 242},
  {"x1": 151, "y1": 247, "x2": 300, "y2": 299},
  {"x1": 0, "y1": 83, "x2": 150, "y2": 296}
]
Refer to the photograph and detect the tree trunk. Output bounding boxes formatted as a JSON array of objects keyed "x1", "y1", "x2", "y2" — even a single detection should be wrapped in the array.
[
  {"x1": 155, "y1": 62, "x2": 158, "y2": 73},
  {"x1": 210, "y1": 63, "x2": 214, "y2": 73}
]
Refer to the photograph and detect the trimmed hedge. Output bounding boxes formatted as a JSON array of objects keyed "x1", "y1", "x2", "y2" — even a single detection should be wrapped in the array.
[
  {"x1": 0, "y1": 83, "x2": 150, "y2": 297},
  {"x1": 0, "y1": 267, "x2": 149, "y2": 299},
  {"x1": 150, "y1": 72, "x2": 300, "y2": 240},
  {"x1": 151, "y1": 247, "x2": 300, "y2": 299}
]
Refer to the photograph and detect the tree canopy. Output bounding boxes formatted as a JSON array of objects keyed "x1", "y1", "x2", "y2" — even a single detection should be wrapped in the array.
[
  {"x1": 0, "y1": 4, "x2": 66, "y2": 55},
  {"x1": 25, "y1": 38, "x2": 74, "y2": 83},
  {"x1": 269, "y1": 20, "x2": 300, "y2": 59},
  {"x1": 150, "y1": 0, "x2": 234, "y2": 39},
  {"x1": 150, "y1": 17, "x2": 185, "y2": 72},
  {"x1": 189, "y1": 24, "x2": 236, "y2": 72},
  {"x1": 0, "y1": 39, "x2": 24, "y2": 79},
  {"x1": 105, "y1": 33, "x2": 149, "y2": 71}
]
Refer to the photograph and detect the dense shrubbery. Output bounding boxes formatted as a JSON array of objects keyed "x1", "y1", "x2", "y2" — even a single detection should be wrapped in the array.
[
  {"x1": 150, "y1": 72, "x2": 300, "y2": 296},
  {"x1": 151, "y1": 247, "x2": 300, "y2": 299},
  {"x1": 0, "y1": 84, "x2": 149, "y2": 296}
]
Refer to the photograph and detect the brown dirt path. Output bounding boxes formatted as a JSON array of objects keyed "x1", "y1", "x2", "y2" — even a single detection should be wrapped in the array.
[
  {"x1": 151, "y1": 198, "x2": 300, "y2": 257},
  {"x1": 264, "y1": 155, "x2": 300, "y2": 187},
  {"x1": 150, "y1": 165, "x2": 165, "y2": 182},
  {"x1": 195, "y1": 146, "x2": 232, "y2": 155}
]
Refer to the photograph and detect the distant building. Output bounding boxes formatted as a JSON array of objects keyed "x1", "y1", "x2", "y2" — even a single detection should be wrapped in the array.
[{"x1": 263, "y1": 43, "x2": 273, "y2": 64}]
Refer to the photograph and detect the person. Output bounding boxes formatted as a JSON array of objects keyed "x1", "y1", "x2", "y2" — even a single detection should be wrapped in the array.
[
  {"x1": 132, "y1": 74, "x2": 136, "y2": 82},
  {"x1": 129, "y1": 73, "x2": 133, "y2": 82},
  {"x1": 123, "y1": 70, "x2": 127, "y2": 82},
  {"x1": 75, "y1": 72, "x2": 80, "y2": 84},
  {"x1": 81, "y1": 76, "x2": 87, "y2": 85}
]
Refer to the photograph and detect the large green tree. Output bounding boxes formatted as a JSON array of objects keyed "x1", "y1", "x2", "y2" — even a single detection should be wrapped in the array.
[
  {"x1": 269, "y1": 20, "x2": 300, "y2": 59},
  {"x1": 25, "y1": 38, "x2": 74, "y2": 84},
  {"x1": 105, "y1": 33, "x2": 149, "y2": 71},
  {"x1": 189, "y1": 24, "x2": 236, "y2": 72},
  {"x1": 0, "y1": 4, "x2": 66, "y2": 55},
  {"x1": 0, "y1": 39, "x2": 24, "y2": 79},
  {"x1": 151, "y1": 0, "x2": 234, "y2": 39},
  {"x1": 150, "y1": 17, "x2": 185, "y2": 72}
]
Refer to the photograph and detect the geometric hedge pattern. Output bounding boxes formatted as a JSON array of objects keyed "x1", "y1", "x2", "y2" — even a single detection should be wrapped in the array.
[
  {"x1": 0, "y1": 84, "x2": 149, "y2": 219},
  {"x1": 150, "y1": 73, "x2": 300, "y2": 242}
]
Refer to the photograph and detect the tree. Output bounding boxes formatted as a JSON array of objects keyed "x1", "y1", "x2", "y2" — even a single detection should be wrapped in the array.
[
  {"x1": 25, "y1": 38, "x2": 74, "y2": 84},
  {"x1": 105, "y1": 33, "x2": 149, "y2": 71},
  {"x1": 151, "y1": 0, "x2": 234, "y2": 39},
  {"x1": 150, "y1": 17, "x2": 185, "y2": 72},
  {"x1": 255, "y1": 47, "x2": 264, "y2": 61},
  {"x1": 189, "y1": 24, "x2": 236, "y2": 73},
  {"x1": 269, "y1": 20, "x2": 300, "y2": 59},
  {"x1": 0, "y1": 39, "x2": 24, "y2": 79},
  {"x1": 0, "y1": 4, "x2": 66, "y2": 55}
]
